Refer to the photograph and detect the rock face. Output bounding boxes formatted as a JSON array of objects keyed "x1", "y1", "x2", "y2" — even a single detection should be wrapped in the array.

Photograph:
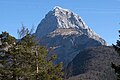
[
  {"x1": 66, "y1": 46, "x2": 120, "y2": 80},
  {"x1": 35, "y1": 6, "x2": 107, "y2": 65}
]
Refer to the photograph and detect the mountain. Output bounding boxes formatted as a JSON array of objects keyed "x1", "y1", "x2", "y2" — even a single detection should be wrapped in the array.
[
  {"x1": 35, "y1": 6, "x2": 107, "y2": 65},
  {"x1": 66, "y1": 46, "x2": 120, "y2": 80}
]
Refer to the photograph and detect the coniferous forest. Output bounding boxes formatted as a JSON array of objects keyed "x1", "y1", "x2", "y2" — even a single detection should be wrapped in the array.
[{"x1": 0, "y1": 27, "x2": 63, "y2": 80}]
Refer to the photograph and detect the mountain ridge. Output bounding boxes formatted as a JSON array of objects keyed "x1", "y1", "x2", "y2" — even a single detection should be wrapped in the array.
[
  {"x1": 35, "y1": 6, "x2": 107, "y2": 45},
  {"x1": 35, "y1": 6, "x2": 107, "y2": 66}
]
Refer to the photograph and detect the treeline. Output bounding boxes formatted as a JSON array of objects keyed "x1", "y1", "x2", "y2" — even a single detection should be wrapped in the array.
[{"x1": 0, "y1": 27, "x2": 63, "y2": 80}]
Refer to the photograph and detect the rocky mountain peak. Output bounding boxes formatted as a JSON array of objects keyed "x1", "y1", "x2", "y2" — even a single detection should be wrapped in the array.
[
  {"x1": 52, "y1": 6, "x2": 88, "y2": 29},
  {"x1": 35, "y1": 7, "x2": 107, "y2": 66},
  {"x1": 53, "y1": 6, "x2": 68, "y2": 11},
  {"x1": 35, "y1": 6, "x2": 106, "y2": 45},
  {"x1": 53, "y1": 6, "x2": 71, "y2": 16}
]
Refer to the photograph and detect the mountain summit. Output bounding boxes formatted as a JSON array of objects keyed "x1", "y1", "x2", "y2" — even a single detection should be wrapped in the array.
[
  {"x1": 35, "y1": 6, "x2": 107, "y2": 65},
  {"x1": 35, "y1": 6, "x2": 106, "y2": 45}
]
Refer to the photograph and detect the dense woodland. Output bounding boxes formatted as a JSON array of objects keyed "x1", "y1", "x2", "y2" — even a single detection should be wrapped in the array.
[{"x1": 0, "y1": 27, "x2": 63, "y2": 80}]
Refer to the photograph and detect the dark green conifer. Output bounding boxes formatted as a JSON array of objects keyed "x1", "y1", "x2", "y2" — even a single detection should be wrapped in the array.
[
  {"x1": 112, "y1": 30, "x2": 120, "y2": 80},
  {"x1": 0, "y1": 27, "x2": 63, "y2": 80}
]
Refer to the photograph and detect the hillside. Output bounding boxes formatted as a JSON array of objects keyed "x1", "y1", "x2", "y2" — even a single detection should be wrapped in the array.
[{"x1": 66, "y1": 46, "x2": 120, "y2": 80}]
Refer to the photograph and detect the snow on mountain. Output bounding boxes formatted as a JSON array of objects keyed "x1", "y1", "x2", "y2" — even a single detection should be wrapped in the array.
[
  {"x1": 35, "y1": 6, "x2": 107, "y2": 66},
  {"x1": 36, "y1": 6, "x2": 106, "y2": 45}
]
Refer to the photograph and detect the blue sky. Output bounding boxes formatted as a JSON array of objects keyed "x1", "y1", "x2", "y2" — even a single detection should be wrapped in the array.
[{"x1": 0, "y1": 0, "x2": 120, "y2": 45}]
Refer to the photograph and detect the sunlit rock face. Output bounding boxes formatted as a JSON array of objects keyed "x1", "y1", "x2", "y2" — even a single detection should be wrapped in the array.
[{"x1": 35, "y1": 6, "x2": 107, "y2": 66}]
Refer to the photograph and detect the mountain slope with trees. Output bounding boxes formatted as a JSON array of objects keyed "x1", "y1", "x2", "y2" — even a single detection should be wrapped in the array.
[{"x1": 66, "y1": 46, "x2": 120, "y2": 80}]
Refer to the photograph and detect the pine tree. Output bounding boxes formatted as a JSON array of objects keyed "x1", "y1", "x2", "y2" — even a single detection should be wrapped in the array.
[
  {"x1": 0, "y1": 27, "x2": 64, "y2": 80},
  {"x1": 17, "y1": 27, "x2": 64, "y2": 80},
  {"x1": 112, "y1": 30, "x2": 120, "y2": 80},
  {"x1": 0, "y1": 31, "x2": 16, "y2": 80}
]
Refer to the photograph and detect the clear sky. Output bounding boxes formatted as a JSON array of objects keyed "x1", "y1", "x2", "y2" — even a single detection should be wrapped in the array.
[{"x1": 0, "y1": 0, "x2": 120, "y2": 45}]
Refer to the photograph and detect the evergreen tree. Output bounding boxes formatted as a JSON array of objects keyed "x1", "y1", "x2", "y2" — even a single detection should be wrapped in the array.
[
  {"x1": 0, "y1": 27, "x2": 63, "y2": 80},
  {"x1": 0, "y1": 32, "x2": 16, "y2": 80},
  {"x1": 112, "y1": 30, "x2": 120, "y2": 80}
]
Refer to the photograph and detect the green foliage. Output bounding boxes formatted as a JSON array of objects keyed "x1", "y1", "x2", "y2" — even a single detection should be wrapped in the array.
[
  {"x1": 0, "y1": 28, "x2": 63, "y2": 80},
  {"x1": 0, "y1": 31, "x2": 16, "y2": 46},
  {"x1": 112, "y1": 30, "x2": 120, "y2": 80}
]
